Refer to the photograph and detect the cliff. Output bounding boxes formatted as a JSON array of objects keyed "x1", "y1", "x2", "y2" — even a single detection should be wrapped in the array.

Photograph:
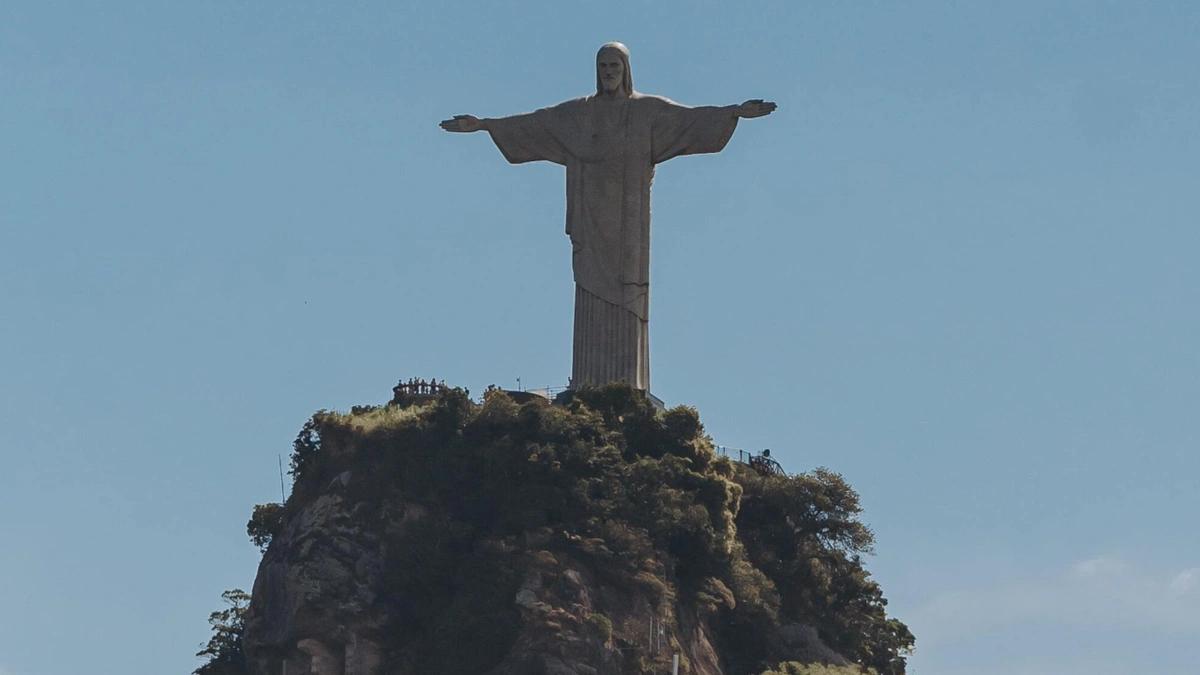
[{"x1": 236, "y1": 384, "x2": 912, "y2": 675}]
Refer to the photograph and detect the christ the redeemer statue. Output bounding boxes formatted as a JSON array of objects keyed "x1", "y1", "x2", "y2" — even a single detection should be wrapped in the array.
[{"x1": 440, "y1": 42, "x2": 775, "y2": 392}]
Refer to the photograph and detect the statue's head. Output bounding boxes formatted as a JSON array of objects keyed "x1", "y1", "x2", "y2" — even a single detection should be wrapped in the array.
[{"x1": 596, "y1": 42, "x2": 633, "y2": 97}]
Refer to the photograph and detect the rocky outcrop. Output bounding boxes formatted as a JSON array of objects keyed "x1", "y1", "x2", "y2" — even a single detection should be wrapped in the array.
[
  {"x1": 244, "y1": 473, "x2": 388, "y2": 675},
  {"x1": 240, "y1": 386, "x2": 910, "y2": 674},
  {"x1": 244, "y1": 477, "x2": 727, "y2": 675}
]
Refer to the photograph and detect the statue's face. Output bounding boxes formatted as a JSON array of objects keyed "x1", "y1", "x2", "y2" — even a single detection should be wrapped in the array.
[{"x1": 597, "y1": 49, "x2": 625, "y2": 94}]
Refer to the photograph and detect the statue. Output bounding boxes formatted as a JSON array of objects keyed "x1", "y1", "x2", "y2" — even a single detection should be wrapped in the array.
[{"x1": 441, "y1": 42, "x2": 775, "y2": 391}]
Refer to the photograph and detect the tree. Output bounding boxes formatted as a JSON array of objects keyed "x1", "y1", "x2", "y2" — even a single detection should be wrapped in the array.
[
  {"x1": 195, "y1": 589, "x2": 250, "y2": 675},
  {"x1": 247, "y1": 503, "x2": 285, "y2": 551}
]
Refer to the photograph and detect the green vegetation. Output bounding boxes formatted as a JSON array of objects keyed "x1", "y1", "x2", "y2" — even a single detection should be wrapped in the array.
[
  {"x1": 587, "y1": 612, "x2": 615, "y2": 643},
  {"x1": 261, "y1": 383, "x2": 912, "y2": 674},
  {"x1": 761, "y1": 663, "x2": 876, "y2": 675},
  {"x1": 735, "y1": 469, "x2": 914, "y2": 674},
  {"x1": 245, "y1": 503, "x2": 283, "y2": 552},
  {"x1": 194, "y1": 589, "x2": 249, "y2": 675}
]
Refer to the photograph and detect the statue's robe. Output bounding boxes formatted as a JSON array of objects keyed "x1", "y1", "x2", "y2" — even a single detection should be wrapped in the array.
[{"x1": 487, "y1": 93, "x2": 738, "y2": 390}]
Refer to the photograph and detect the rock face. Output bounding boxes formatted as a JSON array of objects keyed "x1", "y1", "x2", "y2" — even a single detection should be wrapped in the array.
[
  {"x1": 241, "y1": 386, "x2": 911, "y2": 675},
  {"x1": 244, "y1": 477, "x2": 387, "y2": 675},
  {"x1": 244, "y1": 479, "x2": 726, "y2": 675}
]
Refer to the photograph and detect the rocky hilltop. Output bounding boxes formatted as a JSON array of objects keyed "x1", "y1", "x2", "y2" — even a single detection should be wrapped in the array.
[{"x1": 236, "y1": 384, "x2": 912, "y2": 675}]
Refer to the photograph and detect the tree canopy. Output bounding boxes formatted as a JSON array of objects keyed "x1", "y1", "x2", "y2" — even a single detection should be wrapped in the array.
[{"x1": 194, "y1": 589, "x2": 249, "y2": 675}]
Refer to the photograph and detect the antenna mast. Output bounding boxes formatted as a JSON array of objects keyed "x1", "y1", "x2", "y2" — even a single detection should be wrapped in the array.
[{"x1": 278, "y1": 454, "x2": 287, "y2": 503}]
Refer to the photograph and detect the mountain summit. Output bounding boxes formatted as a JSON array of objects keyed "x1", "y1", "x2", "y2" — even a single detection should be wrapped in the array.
[{"x1": 227, "y1": 384, "x2": 911, "y2": 675}]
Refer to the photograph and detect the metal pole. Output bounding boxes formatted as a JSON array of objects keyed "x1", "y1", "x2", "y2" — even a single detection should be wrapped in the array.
[
  {"x1": 672, "y1": 653, "x2": 679, "y2": 675},
  {"x1": 278, "y1": 454, "x2": 287, "y2": 502}
]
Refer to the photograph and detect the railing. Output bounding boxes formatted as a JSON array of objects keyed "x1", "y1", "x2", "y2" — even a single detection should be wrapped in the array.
[
  {"x1": 392, "y1": 378, "x2": 448, "y2": 397},
  {"x1": 715, "y1": 445, "x2": 785, "y2": 475}
]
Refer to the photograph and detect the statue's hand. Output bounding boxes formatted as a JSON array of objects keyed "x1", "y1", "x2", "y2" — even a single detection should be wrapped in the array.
[
  {"x1": 735, "y1": 99, "x2": 777, "y2": 119},
  {"x1": 439, "y1": 114, "x2": 484, "y2": 133}
]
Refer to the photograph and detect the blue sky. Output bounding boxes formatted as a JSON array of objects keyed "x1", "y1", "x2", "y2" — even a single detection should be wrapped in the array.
[{"x1": 2, "y1": 2, "x2": 1197, "y2": 673}]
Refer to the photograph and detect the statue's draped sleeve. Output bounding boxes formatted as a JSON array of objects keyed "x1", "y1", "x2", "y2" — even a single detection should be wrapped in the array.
[
  {"x1": 650, "y1": 100, "x2": 739, "y2": 164},
  {"x1": 486, "y1": 104, "x2": 576, "y2": 166}
]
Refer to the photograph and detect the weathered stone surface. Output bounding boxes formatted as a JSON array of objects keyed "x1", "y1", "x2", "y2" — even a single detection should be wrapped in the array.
[
  {"x1": 297, "y1": 639, "x2": 342, "y2": 675},
  {"x1": 343, "y1": 635, "x2": 383, "y2": 675},
  {"x1": 776, "y1": 624, "x2": 852, "y2": 666},
  {"x1": 243, "y1": 476, "x2": 394, "y2": 675},
  {"x1": 243, "y1": 485, "x2": 728, "y2": 675}
]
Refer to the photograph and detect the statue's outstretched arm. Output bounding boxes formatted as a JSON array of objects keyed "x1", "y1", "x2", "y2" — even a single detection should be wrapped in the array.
[
  {"x1": 439, "y1": 115, "x2": 489, "y2": 133},
  {"x1": 732, "y1": 99, "x2": 777, "y2": 119}
]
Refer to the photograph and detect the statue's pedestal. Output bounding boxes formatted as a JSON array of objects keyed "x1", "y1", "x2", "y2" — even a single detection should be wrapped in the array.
[
  {"x1": 501, "y1": 390, "x2": 552, "y2": 406},
  {"x1": 646, "y1": 392, "x2": 665, "y2": 412},
  {"x1": 536, "y1": 388, "x2": 665, "y2": 412}
]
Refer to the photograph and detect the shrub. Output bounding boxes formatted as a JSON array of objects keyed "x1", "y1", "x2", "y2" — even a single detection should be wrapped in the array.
[
  {"x1": 761, "y1": 663, "x2": 875, "y2": 675},
  {"x1": 246, "y1": 503, "x2": 284, "y2": 551},
  {"x1": 586, "y1": 612, "x2": 614, "y2": 643},
  {"x1": 288, "y1": 415, "x2": 323, "y2": 485}
]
